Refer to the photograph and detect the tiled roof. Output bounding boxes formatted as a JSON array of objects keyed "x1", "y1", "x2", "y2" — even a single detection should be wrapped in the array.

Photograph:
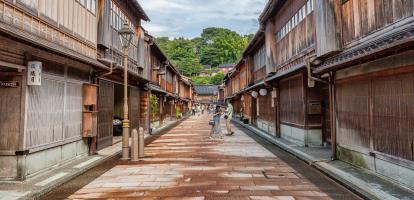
[
  {"x1": 194, "y1": 85, "x2": 219, "y2": 96},
  {"x1": 218, "y1": 64, "x2": 235, "y2": 68}
]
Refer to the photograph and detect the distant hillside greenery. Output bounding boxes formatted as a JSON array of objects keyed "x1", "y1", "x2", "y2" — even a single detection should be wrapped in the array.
[{"x1": 156, "y1": 27, "x2": 254, "y2": 85}]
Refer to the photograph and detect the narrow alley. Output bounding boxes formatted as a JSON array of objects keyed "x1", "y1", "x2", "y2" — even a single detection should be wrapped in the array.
[{"x1": 43, "y1": 115, "x2": 360, "y2": 200}]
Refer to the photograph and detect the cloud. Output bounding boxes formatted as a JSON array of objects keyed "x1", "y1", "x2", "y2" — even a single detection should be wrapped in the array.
[{"x1": 139, "y1": 0, "x2": 267, "y2": 38}]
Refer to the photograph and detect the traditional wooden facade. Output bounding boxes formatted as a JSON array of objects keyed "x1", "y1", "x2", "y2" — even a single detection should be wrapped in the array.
[
  {"x1": 224, "y1": 0, "x2": 414, "y2": 190},
  {"x1": 93, "y1": 0, "x2": 150, "y2": 150},
  {"x1": 310, "y1": 0, "x2": 414, "y2": 188},
  {"x1": 0, "y1": 0, "x2": 102, "y2": 180},
  {"x1": 194, "y1": 85, "x2": 219, "y2": 105},
  {"x1": 0, "y1": 0, "x2": 154, "y2": 180},
  {"x1": 147, "y1": 37, "x2": 193, "y2": 132},
  {"x1": 260, "y1": 0, "x2": 327, "y2": 147}
]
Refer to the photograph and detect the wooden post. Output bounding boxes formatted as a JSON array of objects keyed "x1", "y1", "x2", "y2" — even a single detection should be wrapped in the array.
[
  {"x1": 122, "y1": 49, "x2": 130, "y2": 160},
  {"x1": 131, "y1": 129, "x2": 139, "y2": 162},
  {"x1": 138, "y1": 127, "x2": 145, "y2": 158}
]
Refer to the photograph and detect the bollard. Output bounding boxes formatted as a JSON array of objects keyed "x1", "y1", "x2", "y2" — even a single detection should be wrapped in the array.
[
  {"x1": 138, "y1": 127, "x2": 145, "y2": 158},
  {"x1": 131, "y1": 129, "x2": 139, "y2": 162}
]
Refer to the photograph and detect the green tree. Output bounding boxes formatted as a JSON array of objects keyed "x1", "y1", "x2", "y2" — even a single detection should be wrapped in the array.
[
  {"x1": 156, "y1": 38, "x2": 203, "y2": 77},
  {"x1": 197, "y1": 28, "x2": 249, "y2": 68},
  {"x1": 210, "y1": 72, "x2": 226, "y2": 85},
  {"x1": 150, "y1": 94, "x2": 159, "y2": 121},
  {"x1": 155, "y1": 27, "x2": 253, "y2": 85},
  {"x1": 192, "y1": 72, "x2": 226, "y2": 85}
]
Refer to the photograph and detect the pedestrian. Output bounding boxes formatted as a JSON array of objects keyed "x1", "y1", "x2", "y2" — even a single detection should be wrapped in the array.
[
  {"x1": 225, "y1": 100, "x2": 234, "y2": 136},
  {"x1": 201, "y1": 104, "x2": 205, "y2": 115},
  {"x1": 209, "y1": 105, "x2": 223, "y2": 139},
  {"x1": 191, "y1": 105, "x2": 195, "y2": 116},
  {"x1": 197, "y1": 104, "x2": 201, "y2": 116}
]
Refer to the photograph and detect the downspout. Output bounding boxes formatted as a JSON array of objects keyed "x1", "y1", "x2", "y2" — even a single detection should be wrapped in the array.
[
  {"x1": 306, "y1": 57, "x2": 329, "y2": 85},
  {"x1": 306, "y1": 57, "x2": 336, "y2": 160},
  {"x1": 329, "y1": 72, "x2": 337, "y2": 160},
  {"x1": 99, "y1": 50, "x2": 120, "y2": 77}
]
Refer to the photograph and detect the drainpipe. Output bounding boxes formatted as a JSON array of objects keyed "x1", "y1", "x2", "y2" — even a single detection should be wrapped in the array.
[
  {"x1": 306, "y1": 57, "x2": 329, "y2": 85},
  {"x1": 306, "y1": 57, "x2": 336, "y2": 160},
  {"x1": 329, "y1": 72, "x2": 337, "y2": 160},
  {"x1": 99, "y1": 50, "x2": 120, "y2": 77}
]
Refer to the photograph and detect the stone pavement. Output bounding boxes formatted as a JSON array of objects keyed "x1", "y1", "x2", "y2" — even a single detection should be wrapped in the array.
[
  {"x1": 232, "y1": 118, "x2": 414, "y2": 200},
  {"x1": 68, "y1": 114, "x2": 360, "y2": 200}
]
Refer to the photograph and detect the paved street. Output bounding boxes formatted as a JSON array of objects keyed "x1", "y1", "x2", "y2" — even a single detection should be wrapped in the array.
[{"x1": 43, "y1": 115, "x2": 360, "y2": 200}]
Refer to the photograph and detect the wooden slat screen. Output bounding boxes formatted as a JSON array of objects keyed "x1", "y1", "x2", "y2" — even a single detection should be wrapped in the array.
[
  {"x1": 239, "y1": 63, "x2": 247, "y2": 89},
  {"x1": 336, "y1": 69, "x2": 414, "y2": 161},
  {"x1": 254, "y1": 67, "x2": 267, "y2": 82},
  {"x1": 27, "y1": 78, "x2": 65, "y2": 148},
  {"x1": 372, "y1": 73, "x2": 414, "y2": 161},
  {"x1": 243, "y1": 93, "x2": 252, "y2": 118},
  {"x1": 336, "y1": 78, "x2": 371, "y2": 149},
  {"x1": 129, "y1": 87, "x2": 140, "y2": 131},
  {"x1": 341, "y1": 0, "x2": 414, "y2": 45},
  {"x1": 258, "y1": 90, "x2": 275, "y2": 122},
  {"x1": 97, "y1": 80, "x2": 114, "y2": 150},
  {"x1": 64, "y1": 82, "x2": 83, "y2": 140},
  {"x1": 280, "y1": 75, "x2": 305, "y2": 125},
  {"x1": 275, "y1": 1, "x2": 315, "y2": 69},
  {"x1": 0, "y1": 75, "x2": 22, "y2": 151}
]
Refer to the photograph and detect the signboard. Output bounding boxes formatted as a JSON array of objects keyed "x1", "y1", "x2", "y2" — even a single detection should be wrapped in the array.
[
  {"x1": 0, "y1": 81, "x2": 19, "y2": 88},
  {"x1": 27, "y1": 61, "x2": 42, "y2": 86}
]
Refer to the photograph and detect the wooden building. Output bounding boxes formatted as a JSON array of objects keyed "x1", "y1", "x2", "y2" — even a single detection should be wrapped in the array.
[
  {"x1": 0, "y1": 0, "x2": 104, "y2": 180},
  {"x1": 194, "y1": 85, "x2": 219, "y2": 105},
  {"x1": 310, "y1": 0, "x2": 414, "y2": 189},
  {"x1": 94, "y1": 0, "x2": 150, "y2": 150},
  {"x1": 223, "y1": 0, "x2": 414, "y2": 190},
  {"x1": 0, "y1": 0, "x2": 155, "y2": 181},
  {"x1": 147, "y1": 37, "x2": 193, "y2": 132},
  {"x1": 259, "y1": 0, "x2": 327, "y2": 147}
]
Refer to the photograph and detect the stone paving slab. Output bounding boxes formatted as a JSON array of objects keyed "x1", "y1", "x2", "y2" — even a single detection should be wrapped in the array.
[
  {"x1": 232, "y1": 117, "x2": 414, "y2": 200},
  {"x1": 67, "y1": 114, "x2": 360, "y2": 200},
  {"x1": 0, "y1": 118, "x2": 188, "y2": 200}
]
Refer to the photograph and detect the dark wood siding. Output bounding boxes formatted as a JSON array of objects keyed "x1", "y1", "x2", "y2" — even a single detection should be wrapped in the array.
[
  {"x1": 275, "y1": 0, "x2": 315, "y2": 70},
  {"x1": 258, "y1": 89, "x2": 275, "y2": 122},
  {"x1": 254, "y1": 67, "x2": 267, "y2": 82},
  {"x1": 129, "y1": 86, "x2": 140, "y2": 131},
  {"x1": 336, "y1": 78, "x2": 371, "y2": 149},
  {"x1": 97, "y1": 80, "x2": 114, "y2": 150},
  {"x1": 336, "y1": 67, "x2": 414, "y2": 161},
  {"x1": 243, "y1": 93, "x2": 252, "y2": 118},
  {"x1": 341, "y1": 0, "x2": 414, "y2": 45},
  {"x1": 372, "y1": 73, "x2": 414, "y2": 161},
  {"x1": 0, "y1": 74, "x2": 22, "y2": 151},
  {"x1": 280, "y1": 74, "x2": 305, "y2": 125}
]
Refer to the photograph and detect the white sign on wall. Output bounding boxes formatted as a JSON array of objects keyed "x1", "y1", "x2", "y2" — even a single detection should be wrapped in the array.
[{"x1": 27, "y1": 61, "x2": 42, "y2": 86}]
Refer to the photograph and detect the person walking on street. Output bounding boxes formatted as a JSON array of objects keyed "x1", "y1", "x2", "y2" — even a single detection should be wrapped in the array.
[
  {"x1": 209, "y1": 105, "x2": 223, "y2": 139},
  {"x1": 225, "y1": 100, "x2": 234, "y2": 135}
]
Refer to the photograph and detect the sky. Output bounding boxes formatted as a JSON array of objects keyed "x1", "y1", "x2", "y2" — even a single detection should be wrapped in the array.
[{"x1": 139, "y1": 0, "x2": 268, "y2": 39}]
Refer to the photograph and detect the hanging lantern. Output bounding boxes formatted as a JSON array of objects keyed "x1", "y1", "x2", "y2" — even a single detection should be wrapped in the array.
[
  {"x1": 259, "y1": 88, "x2": 267, "y2": 96},
  {"x1": 251, "y1": 91, "x2": 258, "y2": 98}
]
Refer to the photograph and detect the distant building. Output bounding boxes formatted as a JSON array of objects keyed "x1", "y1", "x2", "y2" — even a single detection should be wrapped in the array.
[
  {"x1": 211, "y1": 68, "x2": 220, "y2": 76},
  {"x1": 218, "y1": 63, "x2": 235, "y2": 73},
  {"x1": 194, "y1": 85, "x2": 219, "y2": 105}
]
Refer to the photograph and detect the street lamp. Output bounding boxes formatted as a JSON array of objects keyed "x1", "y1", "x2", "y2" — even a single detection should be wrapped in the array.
[{"x1": 119, "y1": 21, "x2": 134, "y2": 160}]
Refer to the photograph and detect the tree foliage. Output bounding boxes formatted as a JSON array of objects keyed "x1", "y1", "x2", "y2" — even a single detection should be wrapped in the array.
[
  {"x1": 150, "y1": 94, "x2": 159, "y2": 121},
  {"x1": 156, "y1": 27, "x2": 253, "y2": 84},
  {"x1": 191, "y1": 72, "x2": 226, "y2": 85}
]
